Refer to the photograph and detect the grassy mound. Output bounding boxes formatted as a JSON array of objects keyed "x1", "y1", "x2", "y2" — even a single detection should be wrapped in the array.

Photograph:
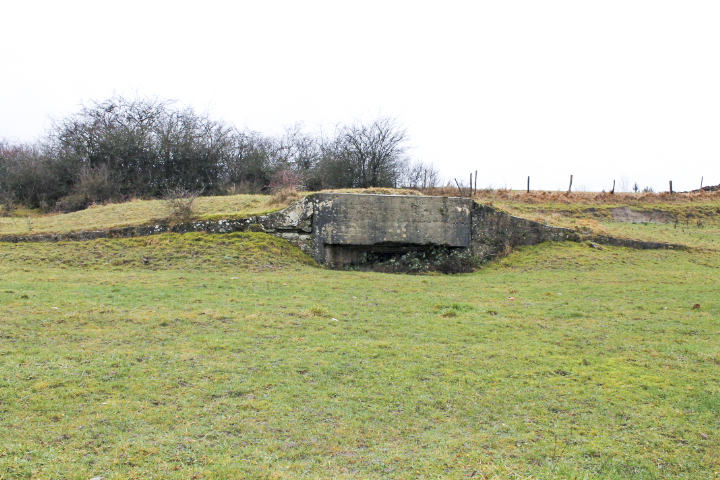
[
  {"x1": 0, "y1": 194, "x2": 284, "y2": 236},
  {"x1": 0, "y1": 232, "x2": 317, "y2": 271},
  {"x1": 3, "y1": 189, "x2": 718, "y2": 251}
]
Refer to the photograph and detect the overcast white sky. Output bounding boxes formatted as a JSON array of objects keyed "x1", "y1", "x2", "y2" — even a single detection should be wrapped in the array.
[{"x1": 2, "y1": 1, "x2": 719, "y2": 192}]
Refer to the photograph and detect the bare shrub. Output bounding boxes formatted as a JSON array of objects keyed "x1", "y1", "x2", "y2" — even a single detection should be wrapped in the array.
[
  {"x1": 317, "y1": 115, "x2": 410, "y2": 189},
  {"x1": 268, "y1": 169, "x2": 304, "y2": 192},
  {"x1": 164, "y1": 186, "x2": 203, "y2": 221},
  {"x1": 73, "y1": 164, "x2": 116, "y2": 203},
  {"x1": 401, "y1": 161, "x2": 440, "y2": 189},
  {"x1": 0, "y1": 189, "x2": 16, "y2": 217},
  {"x1": 268, "y1": 187, "x2": 302, "y2": 205},
  {"x1": 225, "y1": 180, "x2": 265, "y2": 195},
  {"x1": 54, "y1": 193, "x2": 91, "y2": 213},
  {"x1": 55, "y1": 164, "x2": 119, "y2": 213},
  {"x1": 619, "y1": 177, "x2": 630, "y2": 192}
]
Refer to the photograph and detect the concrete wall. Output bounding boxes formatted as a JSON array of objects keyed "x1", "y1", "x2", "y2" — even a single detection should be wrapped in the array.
[{"x1": 311, "y1": 193, "x2": 473, "y2": 264}]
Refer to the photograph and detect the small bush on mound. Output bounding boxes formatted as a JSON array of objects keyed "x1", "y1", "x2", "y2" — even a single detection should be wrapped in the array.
[
  {"x1": 268, "y1": 186, "x2": 302, "y2": 205},
  {"x1": 0, "y1": 191, "x2": 16, "y2": 217},
  {"x1": 164, "y1": 186, "x2": 203, "y2": 221},
  {"x1": 54, "y1": 166, "x2": 123, "y2": 213},
  {"x1": 363, "y1": 247, "x2": 482, "y2": 274},
  {"x1": 72, "y1": 164, "x2": 118, "y2": 204},
  {"x1": 54, "y1": 193, "x2": 91, "y2": 213}
]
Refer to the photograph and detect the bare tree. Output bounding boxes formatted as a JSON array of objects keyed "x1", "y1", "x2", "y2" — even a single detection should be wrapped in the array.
[
  {"x1": 321, "y1": 116, "x2": 410, "y2": 188},
  {"x1": 401, "y1": 160, "x2": 441, "y2": 188},
  {"x1": 219, "y1": 128, "x2": 276, "y2": 193},
  {"x1": 619, "y1": 176, "x2": 629, "y2": 192},
  {"x1": 271, "y1": 122, "x2": 321, "y2": 173}
]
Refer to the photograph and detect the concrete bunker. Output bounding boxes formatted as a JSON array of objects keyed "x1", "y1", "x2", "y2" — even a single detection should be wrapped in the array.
[{"x1": 261, "y1": 193, "x2": 584, "y2": 266}]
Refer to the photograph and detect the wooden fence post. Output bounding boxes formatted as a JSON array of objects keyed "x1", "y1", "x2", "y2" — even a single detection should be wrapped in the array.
[
  {"x1": 527, "y1": 176, "x2": 530, "y2": 194},
  {"x1": 611, "y1": 179, "x2": 615, "y2": 194},
  {"x1": 669, "y1": 180, "x2": 673, "y2": 194},
  {"x1": 568, "y1": 175, "x2": 573, "y2": 193}
]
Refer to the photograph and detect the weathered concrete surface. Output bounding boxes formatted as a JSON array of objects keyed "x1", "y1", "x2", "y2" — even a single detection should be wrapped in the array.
[
  {"x1": 312, "y1": 193, "x2": 472, "y2": 264},
  {"x1": 0, "y1": 193, "x2": 685, "y2": 266}
]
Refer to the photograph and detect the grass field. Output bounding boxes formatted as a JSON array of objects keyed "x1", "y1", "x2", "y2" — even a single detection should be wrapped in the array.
[{"x1": 1, "y1": 192, "x2": 719, "y2": 479}]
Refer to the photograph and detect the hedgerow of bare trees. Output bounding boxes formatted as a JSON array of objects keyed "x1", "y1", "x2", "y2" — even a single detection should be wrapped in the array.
[
  {"x1": 0, "y1": 95, "x2": 439, "y2": 212},
  {"x1": 0, "y1": 140, "x2": 63, "y2": 211},
  {"x1": 49, "y1": 96, "x2": 232, "y2": 200}
]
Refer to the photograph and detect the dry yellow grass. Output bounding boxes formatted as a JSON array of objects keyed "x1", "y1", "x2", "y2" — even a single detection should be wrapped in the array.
[
  {"x1": 422, "y1": 185, "x2": 720, "y2": 206},
  {"x1": 320, "y1": 187, "x2": 425, "y2": 196}
]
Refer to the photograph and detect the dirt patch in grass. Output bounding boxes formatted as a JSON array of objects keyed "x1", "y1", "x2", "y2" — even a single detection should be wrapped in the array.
[{"x1": 611, "y1": 207, "x2": 671, "y2": 223}]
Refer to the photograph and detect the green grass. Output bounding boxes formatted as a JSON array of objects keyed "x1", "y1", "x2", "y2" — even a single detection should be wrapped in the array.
[{"x1": 1, "y1": 233, "x2": 719, "y2": 479}]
